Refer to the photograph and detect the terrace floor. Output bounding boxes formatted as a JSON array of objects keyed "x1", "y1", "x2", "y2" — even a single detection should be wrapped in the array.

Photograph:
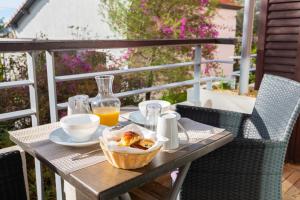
[
  {"x1": 128, "y1": 163, "x2": 300, "y2": 200},
  {"x1": 283, "y1": 164, "x2": 300, "y2": 200}
]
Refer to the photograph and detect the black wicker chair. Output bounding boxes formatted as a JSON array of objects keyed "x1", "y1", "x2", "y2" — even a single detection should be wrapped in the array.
[
  {"x1": 0, "y1": 150, "x2": 27, "y2": 200},
  {"x1": 176, "y1": 75, "x2": 300, "y2": 200}
]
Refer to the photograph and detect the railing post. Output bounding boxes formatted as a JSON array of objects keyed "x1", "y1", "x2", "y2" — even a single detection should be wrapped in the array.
[
  {"x1": 55, "y1": 174, "x2": 65, "y2": 200},
  {"x1": 34, "y1": 158, "x2": 44, "y2": 200},
  {"x1": 46, "y1": 51, "x2": 65, "y2": 199},
  {"x1": 206, "y1": 80, "x2": 213, "y2": 91},
  {"x1": 239, "y1": 0, "x2": 255, "y2": 94},
  {"x1": 27, "y1": 51, "x2": 44, "y2": 200},
  {"x1": 26, "y1": 52, "x2": 39, "y2": 126},
  {"x1": 193, "y1": 45, "x2": 201, "y2": 105},
  {"x1": 46, "y1": 51, "x2": 58, "y2": 122}
]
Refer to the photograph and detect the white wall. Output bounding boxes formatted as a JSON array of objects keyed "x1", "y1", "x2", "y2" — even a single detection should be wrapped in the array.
[
  {"x1": 212, "y1": 8, "x2": 238, "y2": 76},
  {"x1": 187, "y1": 88, "x2": 255, "y2": 114},
  {"x1": 14, "y1": 0, "x2": 118, "y2": 39}
]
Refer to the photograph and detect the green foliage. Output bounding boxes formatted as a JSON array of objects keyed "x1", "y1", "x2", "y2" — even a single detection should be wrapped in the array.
[
  {"x1": 0, "y1": 18, "x2": 4, "y2": 32},
  {"x1": 100, "y1": 0, "x2": 220, "y2": 101},
  {"x1": 0, "y1": 51, "x2": 109, "y2": 199},
  {"x1": 0, "y1": 18, "x2": 9, "y2": 38},
  {"x1": 219, "y1": 80, "x2": 231, "y2": 90},
  {"x1": 100, "y1": 0, "x2": 219, "y2": 39},
  {"x1": 0, "y1": 2, "x2": 221, "y2": 197},
  {"x1": 161, "y1": 90, "x2": 187, "y2": 104},
  {"x1": 249, "y1": 72, "x2": 256, "y2": 84},
  {"x1": 0, "y1": 123, "x2": 14, "y2": 148},
  {"x1": 0, "y1": 55, "x2": 4, "y2": 81},
  {"x1": 24, "y1": 156, "x2": 56, "y2": 200}
]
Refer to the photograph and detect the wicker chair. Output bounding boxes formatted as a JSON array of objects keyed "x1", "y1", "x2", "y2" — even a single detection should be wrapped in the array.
[
  {"x1": 176, "y1": 74, "x2": 300, "y2": 200},
  {"x1": 0, "y1": 149, "x2": 27, "y2": 200}
]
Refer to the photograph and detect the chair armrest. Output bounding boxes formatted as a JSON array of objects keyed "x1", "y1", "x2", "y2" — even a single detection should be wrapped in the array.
[
  {"x1": 228, "y1": 138, "x2": 286, "y2": 148},
  {"x1": 191, "y1": 137, "x2": 286, "y2": 175},
  {"x1": 0, "y1": 145, "x2": 24, "y2": 154},
  {"x1": 176, "y1": 105, "x2": 251, "y2": 136}
]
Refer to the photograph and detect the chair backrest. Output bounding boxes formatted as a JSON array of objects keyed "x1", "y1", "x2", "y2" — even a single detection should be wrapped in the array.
[{"x1": 244, "y1": 74, "x2": 300, "y2": 141}]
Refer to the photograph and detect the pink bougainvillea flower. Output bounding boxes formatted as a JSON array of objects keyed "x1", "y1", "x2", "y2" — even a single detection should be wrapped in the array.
[
  {"x1": 152, "y1": 16, "x2": 162, "y2": 29},
  {"x1": 140, "y1": 0, "x2": 149, "y2": 14},
  {"x1": 162, "y1": 26, "x2": 173, "y2": 36},
  {"x1": 60, "y1": 52, "x2": 93, "y2": 73},
  {"x1": 82, "y1": 63, "x2": 92, "y2": 72},
  {"x1": 98, "y1": 0, "x2": 221, "y2": 79},
  {"x1": 179, "y1": 17, "x2": 187, "y2": 39},
  {"x1": 199, "y1": 0, "x2": 209, "y2": 6},
  {"x1": 204, "y1": 65, "x2": 210, "y2": 75},
  {"x1": 121, "y1": 48, "x2": 135, "y2": 60}
]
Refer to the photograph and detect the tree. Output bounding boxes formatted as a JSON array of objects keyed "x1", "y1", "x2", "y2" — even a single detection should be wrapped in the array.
[
  {"x1": 100, "y1": 0, "x2": 220, "y2": 100},
  {"x1": 0, "y1": 18, "x2": 4, "y2": 32},
  {"x1": 0, "y1": 18, "x2": 6, "y2": 82},
  {"x1": 0, "y1": 18, "x2": 10, "y2": 38}
]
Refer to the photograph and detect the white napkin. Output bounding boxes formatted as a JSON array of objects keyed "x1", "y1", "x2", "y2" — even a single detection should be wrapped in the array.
[{"x1": 100, "y1": 124, "x2": 168, "y2": 154}]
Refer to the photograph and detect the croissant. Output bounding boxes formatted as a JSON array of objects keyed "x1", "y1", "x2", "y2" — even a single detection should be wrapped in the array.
[{"x1": 119, "y1": 131, "x2": 141, "y2": 146}]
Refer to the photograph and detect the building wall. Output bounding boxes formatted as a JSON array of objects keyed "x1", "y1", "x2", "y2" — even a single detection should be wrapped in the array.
[
  {"x1": 14, "y1": 0, "x2": 117, "y2": 39},
  {"x1": 212, "y1": 8, "x2": 238, "y2": 76}
]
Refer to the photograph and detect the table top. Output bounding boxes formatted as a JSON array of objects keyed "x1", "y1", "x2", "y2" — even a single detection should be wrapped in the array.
[{"x1": 9, "y1": 107, "x2": 233, "y2": 200}]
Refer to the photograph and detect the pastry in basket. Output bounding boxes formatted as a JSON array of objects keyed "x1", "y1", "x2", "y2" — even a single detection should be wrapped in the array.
[
  {"x1": 130, "y1": 139, "x2": 154, "y2": 150},
  {"x1": 119, "y1": 131, "x2": 141, "y2": 146},
  {"x1": 138, "y1": 139, "x2": 154, "y2": 149},
  {"x1": 100, "y1": 124, "x2": 168, "y2": 169}
]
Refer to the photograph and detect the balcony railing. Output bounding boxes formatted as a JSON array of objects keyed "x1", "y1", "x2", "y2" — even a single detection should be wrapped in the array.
[
  {"x1": 0, "y1": 38, "x2": 247, "y2": 200},
  {"x1": 0, "y1": 38, "x2": 237, "y2": 123}
]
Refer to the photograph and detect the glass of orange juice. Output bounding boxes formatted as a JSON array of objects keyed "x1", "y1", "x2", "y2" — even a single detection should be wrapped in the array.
[
  {"x1": 91, "y1": 75, "x2": 121, "y2": 126},
  {"x1": 92, "y1": 107, "x2": 120, "y2": 126}
]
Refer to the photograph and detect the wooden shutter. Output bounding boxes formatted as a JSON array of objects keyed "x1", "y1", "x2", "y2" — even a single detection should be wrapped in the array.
[{"x1": 256, "y1": 0, "x2": 300, "y2": 162}]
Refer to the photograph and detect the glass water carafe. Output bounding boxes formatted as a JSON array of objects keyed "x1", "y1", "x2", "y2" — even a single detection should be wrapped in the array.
[{"x1": 91, "y1": 75, "x2": 121, "y2": 126}]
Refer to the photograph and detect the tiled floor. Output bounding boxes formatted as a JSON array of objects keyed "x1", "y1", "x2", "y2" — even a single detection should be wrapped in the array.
[{"x1": 283, "y1": 163, "x2": 300, "y2": 200}]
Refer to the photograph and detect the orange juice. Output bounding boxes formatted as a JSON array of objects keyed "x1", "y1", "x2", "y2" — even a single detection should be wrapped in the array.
[{"x1": 92, "y1": 107, "x2": 119, "y2": 126}]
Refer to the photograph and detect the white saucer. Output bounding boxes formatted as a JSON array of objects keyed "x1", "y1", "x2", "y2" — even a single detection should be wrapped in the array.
[
  {"x1": 123, "y1": 110, "x2": 181, "y2": 125},
  {"x1": 49, "y1": 126, "x2": 106, "y2": 147}
]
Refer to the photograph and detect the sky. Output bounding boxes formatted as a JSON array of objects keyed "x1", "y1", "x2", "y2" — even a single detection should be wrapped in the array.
[{"x1": 0, "y1": 0, "x2": 23, "y2": 22}]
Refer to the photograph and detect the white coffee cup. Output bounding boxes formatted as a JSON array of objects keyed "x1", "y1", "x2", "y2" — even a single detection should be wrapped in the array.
[{"x1": 157, "y1": 113, "x2": 189, "y2": 150}]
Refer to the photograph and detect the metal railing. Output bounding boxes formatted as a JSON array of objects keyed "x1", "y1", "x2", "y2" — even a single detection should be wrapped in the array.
[
  {"x1": 0, "y1": 38, "x2": 236, "y2": 123},
  {"x1": 0, "y1": 38, "x2": 237, "y2": 200},
  {"x1": 0, "y1": 52, "x2": 39, "y2": 124}
]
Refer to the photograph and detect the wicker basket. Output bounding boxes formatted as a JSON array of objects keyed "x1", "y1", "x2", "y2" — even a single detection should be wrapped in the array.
[{"x1": 100, "y1": 139, "x2": 160, "y2": 169}]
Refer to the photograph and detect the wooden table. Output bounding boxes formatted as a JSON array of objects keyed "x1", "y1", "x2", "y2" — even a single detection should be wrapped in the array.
[{"x1": 10, "y1": 107, "x2": 233, "y2": 200}]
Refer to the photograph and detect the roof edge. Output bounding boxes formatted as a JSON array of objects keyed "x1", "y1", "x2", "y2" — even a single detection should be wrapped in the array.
[{"x1": 6, "y1": 0, "x2": 37, "y2": 28}]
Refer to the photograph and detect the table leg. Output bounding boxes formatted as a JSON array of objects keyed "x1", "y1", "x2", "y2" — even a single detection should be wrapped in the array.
[
  {"x1": 34, "y1": 158, "x2": 44, "y2": 200},
  {"x1": 64, "y1": 180, "x2": 90, "y2": 200},
  {"x1": 119, "y1": 193, "x2": 132, "y2": 200},
  {"x1": 64, "y1": 180, "x2": 130, "y2": 200},
  {"x1": 55, "y1": 173, "x2": 65, "y2": 200},
  {"x1": 168, "y1": 162, "x2": 191, "y2": 200}
]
